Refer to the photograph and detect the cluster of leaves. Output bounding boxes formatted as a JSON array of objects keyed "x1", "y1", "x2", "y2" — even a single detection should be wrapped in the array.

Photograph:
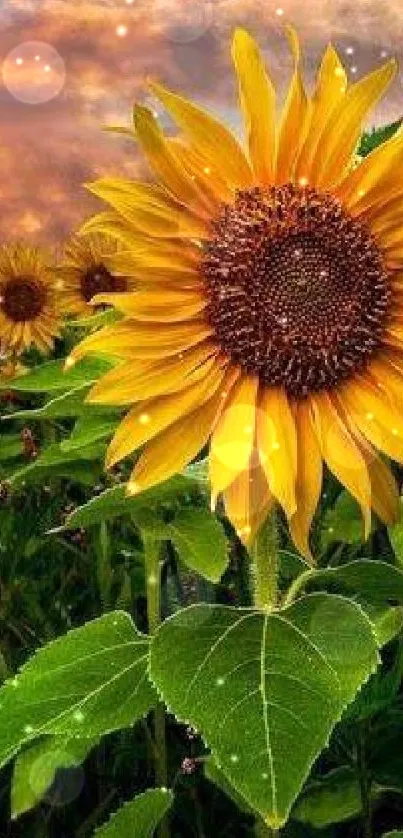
[{"x1": 1, "y1": 123, "x2": 403, "y2": 838}]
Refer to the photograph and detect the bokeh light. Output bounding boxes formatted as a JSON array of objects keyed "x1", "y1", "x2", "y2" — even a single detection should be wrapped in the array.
[{"x1": 2, "y1": 41, "x2": 65, "y2": 105}]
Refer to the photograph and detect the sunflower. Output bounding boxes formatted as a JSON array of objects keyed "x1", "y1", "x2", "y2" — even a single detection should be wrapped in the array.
[
  {"x1": 69, "y1": 27, "x2": 403, "y2": 560},
  {"x1": 0, "y1": 243, "x2": 61, "y2": 355},
  {"x1": 58, "y1": 233, "x2": 133, "y2": 317}
]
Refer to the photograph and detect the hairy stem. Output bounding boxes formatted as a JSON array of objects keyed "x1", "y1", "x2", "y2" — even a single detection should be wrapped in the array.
[
  {"x1": 143, "y1": 535, "x2": 170, "y2": 838},
  {"x1": 252, "y1": 509, "x2": 279, "y2": 612}
]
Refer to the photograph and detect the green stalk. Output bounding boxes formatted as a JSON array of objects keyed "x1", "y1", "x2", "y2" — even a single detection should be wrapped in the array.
[
  {"x1": 252, "y1": 510, "x2": 281, "y2": 837},
  {"x1": 252, "y1": 509, "x2": 279, "y2": 612},
  {"x1": 143, "y1": 535, "x2": 170, "y2": 838},
  {"x1": 357, "y1": 725, "x2": 373, "y2": 838}
]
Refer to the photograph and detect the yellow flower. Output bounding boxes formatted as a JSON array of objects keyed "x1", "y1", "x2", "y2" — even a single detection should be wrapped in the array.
[
  {"x1": 58, "y1": 233, "x2": 132, "y2": 317},
  {"x1": 70, "y1": 27, "x2": 403, "y2": 560},
  {"x1": 0, "y1": 243, "x2": 61, "y2": 355}
]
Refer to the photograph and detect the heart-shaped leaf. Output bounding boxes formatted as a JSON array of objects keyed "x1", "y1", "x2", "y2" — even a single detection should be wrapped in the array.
[
  {"x1": 0, "y1": 611, "x2": 156, "y2": 769},
  {"x1": 150, "y1": 594, "x2": 379, "y2": 827}
]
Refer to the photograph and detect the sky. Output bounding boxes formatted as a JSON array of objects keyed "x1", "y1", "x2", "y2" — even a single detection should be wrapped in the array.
[{"x1": 0, "y1": 0, "x2": 402, "y2": 248}]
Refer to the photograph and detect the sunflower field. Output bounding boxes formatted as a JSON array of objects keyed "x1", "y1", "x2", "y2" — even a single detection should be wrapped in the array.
[{"x1": 2, "y1": 26, "x2": 403, "y2": 838}]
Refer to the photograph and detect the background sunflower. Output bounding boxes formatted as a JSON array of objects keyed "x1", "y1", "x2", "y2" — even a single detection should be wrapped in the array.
[
  {"x1": 0, "y1": 243, "x2": 61, "y2": 355},
  {"x1": 57, "y1": 233, "x2": 133, "y2": 317}
]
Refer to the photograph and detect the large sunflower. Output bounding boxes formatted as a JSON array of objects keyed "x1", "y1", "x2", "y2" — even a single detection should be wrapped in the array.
[
  {"x1": 0, "y1": 244, "x2": 61, "y2": 354},
  {"x1": 58, "y1": 234, "x2": 132, "y2": 317},
  {"x1": 70, "y1": 28, "x2": 403, "y2": 560}
]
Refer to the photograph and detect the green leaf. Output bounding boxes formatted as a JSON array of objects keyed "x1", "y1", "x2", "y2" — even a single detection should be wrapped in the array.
[
  {"x1": 321, "y1": 492, "x2": 364, "y2": 549},
  {"x1": 3, "y1": 357, "x2": 114, "y2": 393},
  {"x1": 389, "y1": 512, "x2": 403, "y2": 566},
  {"x1": 149, "y1": 594, "x2": 379, "y2": 827},
  {"x1": 0, "y1": 611, "x2": 156, "y2": 769},
  {"x1": 52, "y1": 475, "x2": 202, "y2": 532},
  {"x1": 94, "y1": 789, "x2": 173, "y2": 838},
  {"x1": 12, "y1": 735, "x2": 98, "y2": 818},
  {"x1": 0, "y1": 434, "x2": 23, "y2": 461},
  {"x1": 2, "y1": 385, "x2": 91, "y2": 422},
  {"x1": 292, "y1": 767, "x2": 363, "y2": 827},
  {"x1": 61, "y1": 414, "x2": 119, "y2": 452},
  {"x1": 168, "y1": 507, "x2": 229, "y2": 583},
  {"x1": 9, "y1": 441, "x2": 106, "y2": 488},
  {"x1": 301, "y1": 559, "x2": 403, "y2": 605},
  {"x1": 358, "y1": 119, "x2": 402, "y2": 157}
]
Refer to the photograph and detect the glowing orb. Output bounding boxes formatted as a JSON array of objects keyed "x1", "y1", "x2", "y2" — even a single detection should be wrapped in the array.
[{"x1": 2, "y1": 41, "x2": 65, "y2": 105}]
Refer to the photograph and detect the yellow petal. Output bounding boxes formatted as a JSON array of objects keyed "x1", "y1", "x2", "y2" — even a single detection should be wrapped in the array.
[
  {"x1": 106, "y1": 360, "x2": 228, "y2": 468},
  {"x1": 276, "y1": 26, "x2": 310, "y2": 185},
  {"x1": 209, "y1": 374, "x2": 259, "y2": 497},
  {"x1": 86, "y1": 179, "x2": 209, "y2": 239},
  {"x1": 88, "y1": 341, "x2": 219, "y2": 405},
  {"x1": 313, "y1": 58, "x2": 397, "y2": 189},
  {"x1": 148, "y1": 80, "x2": 253, "y2": 189},
  {"x1": 296, "y1": 44, "x2": 347, "y2": 183},
  {"x1": 92, "y1": 289, "x2": 206, "y2": 322},
  {"x1": 354, "y1": 430, "x2": 400, "y2": 526},
  {"x1": 289, "y1": 399, "x2": 322, "y2": 564},
  {"x1": 133, "y1": 106, "x2": 212, "y2": 216},
  {"x1": 336, "y1": 127, "x2": 403, "y2": 211},
  {"x1": 340, "y1": 374, "x2": 403, "y2": 463},
  {"x1": 127, "y1": 369, "x2": 238, "y2": 494},
  {"x1": 257, "y1": 386, "x2": 297, "y2": 519},
  {"x1": 168, "y1": 138, "x2": 233, "y2": 206},
  {"x1": 232, "y1": 28, "x2": 275, "y2": 184},
  {"x1": 68, "y1": 319, "x2": 213, "y2": 364},
  {"x1": 312, "y1": 392, "x2": 371, "y2": 536},
  {"x1": 223, "y1": 451, "x2": 273, "y2": 546}
]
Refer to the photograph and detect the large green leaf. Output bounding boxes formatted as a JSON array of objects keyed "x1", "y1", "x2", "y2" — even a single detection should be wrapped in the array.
[
  {"x1": 12, "y1": 735, "x2": 98, "y2": 818},
  {"x1": 168, "y1": 507, "x2": 229, "y2": 583},
  {"x1": 2, "y1": 357, "x2": 114, "y2": 393},
  {"x1": 0, "y1": 612, "x2": 156, "y2": 769},
  {"x1": 94, "y1": 789, "x2": 173, "y2": 838},
  {"x1": 52, "y1": 476, "x2": 202, "y2": 532},
  {"x1": 150, "y1": 594, "x2": 379, "y2": 827}
]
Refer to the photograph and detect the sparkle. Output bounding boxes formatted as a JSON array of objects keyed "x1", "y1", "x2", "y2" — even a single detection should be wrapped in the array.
[
  {"x1": 272, "y1": 442, "x2": 280, "y2": 451},
  {"x1": 43, "y1": 65, "x2": 51, "y2": 73},
  {"x1": 335, "y1": 67, "x2": 344, "y2": 77},
  {"x1": 345, "y1": 46, "x2": 355, "y2": 55},
  {"x1": 230, "y1": 754, "x2": 239, "y2": 763},
  {"x1": 366, "y1": 412, "x2": 374, "y2": 421},
  {"x1": 203, "y1": 166, "x2": 211, "y2": 175},
  {"x1": 275, "y1": 7, "x2": 284, "y2": 15},
  {"x1": 15, "y1": 57, "x2": 23, "y2": 66},
  {"x1": 139, "y1": 413, "x2": 150, "y2": 425},
  {"x1": 216, "y1": 677, "x2": 225, "y2": 686},
  {"x1": 34, "y1": 55, "x2": 41, "y2": 61},
  {"x1": 116, "y1": 24, "x2": 128, "y2": 37},
  {"x1": 350, "y1": 66, "x2": 358, "y2": 74},
  {"x1": 298, "y1": 176, "x2": 309, "y2": 186},
  {"x1": 73, "y1": 710, "x2": 85, "y2": 723},
  {"x1": 65, "y1": 356, "x2": 75, "y2": 369},
  {"x1": 392, "y1": 428, "x2": 399, "y2": 436},
  {"x1": 128, "y1": 480, "x2": 140, "y2": 495}
]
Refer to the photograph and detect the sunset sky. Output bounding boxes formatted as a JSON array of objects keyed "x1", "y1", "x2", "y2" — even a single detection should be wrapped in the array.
[{"x1": 0, "y1": 0, "x2": 402, "y2": 248}]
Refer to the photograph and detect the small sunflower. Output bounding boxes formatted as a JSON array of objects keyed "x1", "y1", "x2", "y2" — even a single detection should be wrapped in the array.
[
  {"x1": 70, "y1": 28, "x2": 403, "y2": 560},
  {"x1": 58, "y1": 234, "x2": 132, "y2": 317},
  {"x1": 0, "y1": 243, "x2": 61, "y2": 355}
]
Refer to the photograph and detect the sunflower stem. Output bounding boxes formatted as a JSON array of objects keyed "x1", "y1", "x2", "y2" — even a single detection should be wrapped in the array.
[
  {"x1": 143, "y1": 534, "x2": 170, "y2": 838},
  {"x1": 252, "y1": 509, "x2": 279, "y2": 612}
]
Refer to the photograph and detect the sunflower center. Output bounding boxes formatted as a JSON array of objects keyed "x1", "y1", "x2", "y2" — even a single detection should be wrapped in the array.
[
  {"x1": 202, "y1": 184, "x2": 391, "y2": 397},
  {"x1": 1, "y1": 275, "x2": 47, "y2": 322},
  {"x1": 81, "y1": 264, "x2": 127, "y2": 303}
]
